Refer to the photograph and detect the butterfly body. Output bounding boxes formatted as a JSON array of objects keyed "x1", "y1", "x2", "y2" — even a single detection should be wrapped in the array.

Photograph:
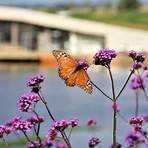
[{"x1": 52, "y1": 50, "x2": 92, "y2": 93}]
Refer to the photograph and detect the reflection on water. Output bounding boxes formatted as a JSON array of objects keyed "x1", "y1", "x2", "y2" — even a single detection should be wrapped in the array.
[{"x1": 0, "y1": 64, "x2": 147, "y2": 147}]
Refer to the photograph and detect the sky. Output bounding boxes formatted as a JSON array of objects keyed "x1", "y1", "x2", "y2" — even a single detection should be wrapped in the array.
[
  {"x1": 0, "y1": 0, "x2": 147, "y2": 6},
  {"x1": 0, "y1": 0, "x2": 99, "y2": 6}
]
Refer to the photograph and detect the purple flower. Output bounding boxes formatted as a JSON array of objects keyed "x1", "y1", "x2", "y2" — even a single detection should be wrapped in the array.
[
  {"x1": 78, "y1": 59, "x2": 89, "y2": 70},
  {"x1": 129, "y1": 75, "x2": 144, "y2": 90},
  {"x1": 145, "y1": 141, "x2": 148, "y2": 147},
  {"x1": 47, "y1": 127, "x2": 57, "y2": 140},
  {"x1": 126, "y1": 131, "x2": 145, "y2": 147},
  {"x1": 128, "y1": 50, "x2": 137, "y2": 60},
  {"x1": 27, "y1": 114, "x2": 44, "y2": 126},
  {"x1": 0, "y1": 125, "x2": 11, "y2": 138},
  {"x1": 68, "y1": 118, "x2": 79, "y2": 127},
  {"x1": 56, "y1": 143, "x2": 68, "y2": 148},
  {"x1": 129, "y1": 116, "x2": 144, "y2": 132},
  {"x1": 43, "y1": 138, "x2": 54, "y2": 147},
  {"x1": 5, "y1": 117, "x2": 21, "y2": 127},
  {"x1": 143, "y1": 64, "x2": 148, "y2": 71},
  {"x1": 27, "y1": 74, "x2": 45, "y2": 87},
  {"x1": 27, "y1": 140, "x2": 45, "y2": 148},
  {"x1": 87, "y1": 119, "x2": 97, "y2": 126},
  {"x1": 135, "y1": 52, "x2": 145, "y2": 63},
  {"x1": 13, "y1": 119, "x2": 33, "y2": 132},
  {"x1": 4, "y1": 116, "x2": 35, "y2": 133},
  {"x1": 88, "y1": 137, "x2": 101, "y2": 147},
  {"x1": 143, "y1": 115, "x2": 148, "y2": 122},
  {"x1": 93, "y1": 48, "x2": 117, "y2": 67},
  {"x1": 110, "y1": 143, "x2": 122, "y2": 148},
  {"x1": 17, "y1": 93, "x2": 40, "y2": 112},
  {"x1": 0, "y1": 125, "x2": 6, "y2": 138},
  {"x1": 143, "y1": 71, "x2": 148, "y2": 80},
  {"x1": 128, "y1": 50, "x2": 145, "y2": 63},
  {"x1": 52, "y1": 120, "x2": 69, "y2": 131},
  {"x1": 132, "y1": 63, "x2": 142, "y2": 70}
]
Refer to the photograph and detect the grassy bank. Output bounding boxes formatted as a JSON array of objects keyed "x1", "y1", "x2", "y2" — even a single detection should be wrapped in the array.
[
  {"x1": 40, "y1": 7, "x2": 148, "y2": 30},
  {"x1": 69, "y1": 8, "x2": 148, "y2": 30}
]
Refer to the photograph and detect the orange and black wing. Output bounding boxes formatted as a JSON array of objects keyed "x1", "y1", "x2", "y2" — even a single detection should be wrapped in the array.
[
  {"x1": 52, "y1": 50, "x2": 92, "y2": 93},
  {"x1": 65, "y1": 69, "x2": 92, "y2": 93},
  {"x1": 52, "y1": 50, "x2": 78, "y2": 80}
]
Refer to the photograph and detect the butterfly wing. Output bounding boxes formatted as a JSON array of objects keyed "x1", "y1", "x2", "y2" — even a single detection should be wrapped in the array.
[
  {"x1": 65, "y1": 69, "x2": 92, "y2": 93},
  {"x1": 52, "y1": 50, "x2": 78, "y2": 80},
  {"x1": 52, "y1": 50, "x2": 92, "y2": 93}
]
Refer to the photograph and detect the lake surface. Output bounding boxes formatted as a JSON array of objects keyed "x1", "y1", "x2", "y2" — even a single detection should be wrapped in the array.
[{"x1": 0, "y1": 64, "x2": 147, "y2": 148}]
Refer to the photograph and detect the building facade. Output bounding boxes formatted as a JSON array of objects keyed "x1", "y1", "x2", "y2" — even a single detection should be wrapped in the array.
[{"x1": 0, "y1": 6, "x2": 148, "y2": 57}]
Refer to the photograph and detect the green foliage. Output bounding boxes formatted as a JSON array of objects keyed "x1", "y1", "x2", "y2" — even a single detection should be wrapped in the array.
[
  {"x1": 118, "y1": 0, "x2": 140, "y2": 10},
  {"x1": 0, "y1": 138, "x2": 26, "y2": 147},
  {"x1": 70, "y1": 9, "x2": 148, "y2": 30}
]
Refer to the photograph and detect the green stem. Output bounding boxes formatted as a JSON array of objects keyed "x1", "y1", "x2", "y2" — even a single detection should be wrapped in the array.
[
  {"x1": 60, "y1": 130, "x2": 72, "y2": 148},
  {"x1": 136, "y1": 69, "x2": 148, "y2": 102},
  {"x1": 2, "y1": 137, "x2": 9, "y2": 148},
  {"x1": 38, "y1": 91, "x2": 72, "y2": 148},
  {"x1": 22, "y1": 131, "x2": 31, "y2": 142},
  {"x1": 31, "y1": 110, "x2": 41, "y2": 142},
  {"x1": 142, "y1": 88, "x2": 148, "y2": 102},
  {"x1": 116, "y1": 69, "x2": 134, "y2": 100},
  {"x1": 37, "y1": 92, "x2": 55, "y2": 121},
  {"x1": 68, "y1": 127, "x2": 73, "y2": 139},
  {"x1": 33, "y1": 127, "x2": 42, "y2": 143},
  {"x1": 90, "y1": 81, "x2": 113, "y2": 101},
  {"x1": 108, "y1": 66, "x2": 117, "y2": 148}
]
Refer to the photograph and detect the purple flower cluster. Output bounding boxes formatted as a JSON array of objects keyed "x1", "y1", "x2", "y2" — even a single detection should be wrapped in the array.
[
  {"x1": 93, "y1": 48, "x2": 117, "y2": 67},
  {"x1": 87, "y1": 119, "x2": 97, "y2": 126},
  {"x1": 4, "y1": 115, "x2": 43, "y2": 133},
  {"x1": 47, "y1": 118, "x2": 79, "y2": 141},
  {"x1": 17, "y1": 93, "x2": 40, "y2": 112},
  {"x1": 47, "y1": 127, "x2": 58, "y2": 141},
  {"x1": 52, "y1": 120, "x2": 69, "y2": 131},
  {"x1": 68, "y1": 118, "x2": 79, "y2": 127},
  {"x1": 128, "y1": 50, "x2": 145, "y2": 63},
  {"x1": 11, "y1": 118, "x2": 33, "y2": 132},
  {"x1": 27, "y1": 138, "x2": 68, "y2": 148},
  {"x1": 27, "y1": 140, "x2": 45, "y2": 148},
  {"x1": 27, "y1": 74, "x2": 45, "y2": 87},
  {"x1": 129, "y1": 116, "x2": 144, "y2": 132},
  {"x1": 88, "y1": 137, "x2": 101, "y2": 147},
  {"x1": 78, "y1": 59, "x2": 89, "y2": 71},
  {"x1": 0, "y1": 125, "x2": 11, "y2": 138},
  {"x1": 143, "y1": 70, "x2": 148, "y2": 80},
  {"x1": 126, "y1": 131, "x2": 145, "y2": 148},
  {"x1": 129, "y1": 75, "x2": 144, "y2": 90},
  {"x1": 27, "y1": 114, "x2": 44, "y2": 126},
  {"x1": 143, "y1": 114, "x2": 148, "y2": 122},
  {"x1": 43, "y1": 139, "x2": 54, "y2": 147}
]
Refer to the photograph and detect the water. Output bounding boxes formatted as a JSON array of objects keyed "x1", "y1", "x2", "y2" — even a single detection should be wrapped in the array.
[{"x1": 0, "y1": 64, "x2": 147, "y2": 148}]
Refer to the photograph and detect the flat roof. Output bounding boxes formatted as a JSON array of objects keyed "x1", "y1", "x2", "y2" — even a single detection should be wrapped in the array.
[{"x1": 0, "y1": 6, "x2": 124, "y2": 36}]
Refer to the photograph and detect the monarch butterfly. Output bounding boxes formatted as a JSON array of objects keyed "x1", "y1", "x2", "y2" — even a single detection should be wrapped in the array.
[{"x1": 52, "y1": 50, "x2": 92, "y2": 94}]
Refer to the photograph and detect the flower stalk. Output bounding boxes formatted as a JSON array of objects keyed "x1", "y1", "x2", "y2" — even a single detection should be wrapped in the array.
[
  {"x1": 37, "y1": 91, "x2": 72, "y2": 148},
  {"x1": 108, "y1": 66, "x2": 117, "y2": 148}
]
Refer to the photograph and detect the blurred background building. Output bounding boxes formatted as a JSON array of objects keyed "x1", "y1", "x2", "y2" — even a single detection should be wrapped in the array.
[{"x1": 0, "y1": 0, "x2": 147, "y2": 62}]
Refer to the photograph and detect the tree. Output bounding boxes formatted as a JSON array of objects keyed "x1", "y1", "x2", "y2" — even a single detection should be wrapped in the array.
[{"x1": 118, "y1": 0, "x2": 140, "y2": 10}]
